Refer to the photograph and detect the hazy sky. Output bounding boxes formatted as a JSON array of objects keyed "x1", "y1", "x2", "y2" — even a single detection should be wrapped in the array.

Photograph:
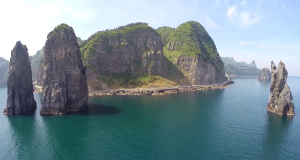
[{"x1": 1, "y1": 0, "x2": 299, "y2": 76}]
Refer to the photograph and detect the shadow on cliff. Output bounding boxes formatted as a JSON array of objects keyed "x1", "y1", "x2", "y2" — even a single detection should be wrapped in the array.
[
  {"x1": 65, "y1": 103, "x2": 122, "y2": 115},
  {"x1": 6, "y1": 114, "x2": 36, "y2": 159},
  {"x1": 162, "y1": 57, "x2": 188, "y2": 84}
]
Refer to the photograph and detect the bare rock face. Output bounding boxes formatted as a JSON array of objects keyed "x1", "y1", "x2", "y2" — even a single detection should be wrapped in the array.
[
  {"x1": 3, "y1": 41, "x2": 36, "y2": 114},
  {"x1": 81, "y1": 23, "x2": 168, "y2": 89},
  {"x1": 40, "y1": 24, "x2": 88, "y2": 115},
  {"x1": 175, "y1": 55, "x2": 227, "y2": 85},
  {"x1": 258, "y1": 68, "x2": 271, "y2": 81},
  {"x1": 267, "y1": 61, "x2": 294, "y2": 116},
  {"x1": 166, "y1": 21, "x2": 228, "y2": 85}
]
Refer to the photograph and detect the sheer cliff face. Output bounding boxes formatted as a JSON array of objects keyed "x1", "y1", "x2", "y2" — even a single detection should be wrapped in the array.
[
  {"x1": 4, "y1": 41, "x2": 36, "y2": 114},
  {"x1": 164, "y1": 21, "x2": 227, "y2": 85},
  {"x1": 267, "y1": 61, "x2": 294, "y2": 116},
  {"x1": 175, "y1": 55, "x2": 227, "y2": 85},
  {"x1": 258, "y1": 68, "x2": 271, "y2": 80},
  {"x1": 40, "y1": 24, "x2": 88, "y2": 115},
  {"x1": 81, "y1": 23, "x2": 168, "y2": 89}
]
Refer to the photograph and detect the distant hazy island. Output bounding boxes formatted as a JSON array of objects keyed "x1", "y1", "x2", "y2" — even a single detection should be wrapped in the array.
[{"x1": 221, "y1": 57, "x2": 261, "y2": 77}]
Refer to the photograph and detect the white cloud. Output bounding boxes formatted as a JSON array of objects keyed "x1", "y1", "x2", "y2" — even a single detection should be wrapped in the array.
[
  {"x1": 227, "y1": 6, "x2": 237, "y2": 18},
  {"x1": 239, "y1": 11, "x2": 262, "y2": 28},
  {"x1": 238, "y1": 41, "x2": 254, "y2": 46},
  {"x1": 205, "y1": 17, "x2": 219, "y2": 29},
  {"x1": 241, "y1": 1, "x2": 246, "y2": 6},
  {"x1": 0, "y1": 0, "x2": 96, "y2": 60}
]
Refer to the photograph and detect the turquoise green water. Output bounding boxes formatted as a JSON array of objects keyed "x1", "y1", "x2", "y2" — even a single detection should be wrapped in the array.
[{"x1": 0, "y1": 77, "x2": 300, "y2": 160}]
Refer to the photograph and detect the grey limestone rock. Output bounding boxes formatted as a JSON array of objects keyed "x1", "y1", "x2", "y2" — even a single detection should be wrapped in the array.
[
  {"x1": 81, "y1": 23, "x2": 168, "y2": 89},
  {"x1": 165, "y1": 21, "x2": 228, "y2": 85},
  {"x1": 267, "y1": 61, "x2": 294, "y2": 116},
  {"x1": 175, "y1": 55, "x2": 227, "y2": 85},
  {"x1": 258, "y1": 68, "x2": 271, "y2": 81},
  {"x1": 40, "y1": 24, "x2": 88, "y2": 115},
  {"x1": 249, "y1": 60, "x2": 257, "y2": 68},
  {"x1": 3, "y1": 41, "x2": 36, "y2": 114}
]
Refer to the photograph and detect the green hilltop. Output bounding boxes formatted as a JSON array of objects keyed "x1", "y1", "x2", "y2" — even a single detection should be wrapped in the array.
[
  {"x1": 31, "y1": 21, "x2": 228, "y2": 89},
  {"x1": 80, "y1": 22, "x2": 156, "y2": 63},
  {"x1": 156, "y1": 26, "x2": 175, "y2": 46},
  {"x1": 163, "y1": 21, "x2": 224, "y2": 73}
]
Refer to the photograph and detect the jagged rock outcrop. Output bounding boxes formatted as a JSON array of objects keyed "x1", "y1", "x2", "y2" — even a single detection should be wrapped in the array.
[
  {"x1": 3, "y1": 41, "x2": 36, "y2": 114},
  {"x1": 249, "y1": 60, "x2": 257, "y2": 68},
  {"x1": 258, "y1": 68, "x2": 271, "y2": 80},
  {"x1": 40, "y1": 23, "x2": 88, "y2": 115},
  {"x1": 81, "y1": 23, "x2": 168, "y2": 89},
  {"x1": 162, "y1": 21, "x2": 227, "y2": 85},
  {"x1": 267, "y1": 61, "x2": 294, "y2": 116}
]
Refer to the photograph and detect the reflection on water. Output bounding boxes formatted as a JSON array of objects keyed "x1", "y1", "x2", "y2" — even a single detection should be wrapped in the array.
[
  {"x1": 262, "y1": 112, "x2": 293, "y2": 159},
  {"x1": 258, "y1": 79, "x2": 271, "y2": 85},
  {"x1": 7, "y1": 115, "x2": 36, "y2": 160},
  {"x1": 66, "y1": 103, "x2": 122, "y2": 115},
  {"x1": 1, "y1": 77, "x2": 300, "y2": 160},
  {"x1": 5, "y1": 99, "x2": 121, "y2": 160}
]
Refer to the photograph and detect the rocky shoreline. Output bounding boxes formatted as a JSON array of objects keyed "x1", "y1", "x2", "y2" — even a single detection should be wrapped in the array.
[{"x1": 34, "y1": 81, "x2": 233, "y2": 97}]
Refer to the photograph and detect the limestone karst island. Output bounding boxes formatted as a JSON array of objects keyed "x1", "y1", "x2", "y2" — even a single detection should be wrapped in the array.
[
  {"x1": 1, "y1": 21, "x2": 296, "y2": 117},
  {"x1": 0, "y1": 1, "x2": 299, "y2": 157}
]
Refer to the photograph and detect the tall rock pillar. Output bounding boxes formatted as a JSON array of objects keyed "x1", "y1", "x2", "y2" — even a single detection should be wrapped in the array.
[
  {"x1": 40, "y1": 24, "x2": 88, "y2": 115},
  {"x1": 267, "y1": 61, "x2": 294, "y2": 116},
  {"x1": 3, "y1": 41, "x2": 36, "y2": 114}
]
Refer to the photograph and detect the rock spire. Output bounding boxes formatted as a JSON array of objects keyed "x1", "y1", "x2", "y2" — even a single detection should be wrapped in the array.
[
  {"x1": 267, "y1": 61, "x2": 294, "y2": 116},
  {"x1": 3, "y1": 41, "x2": 36, "y2": 114},
  {"x1": 40, "y1": 23, "x2": 88, "y2": 115}
]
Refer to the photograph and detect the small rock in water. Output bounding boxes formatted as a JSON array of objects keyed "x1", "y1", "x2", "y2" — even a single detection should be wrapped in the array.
[{"x1": 258, "y1": 68, "x2": 271, "y2": 81}]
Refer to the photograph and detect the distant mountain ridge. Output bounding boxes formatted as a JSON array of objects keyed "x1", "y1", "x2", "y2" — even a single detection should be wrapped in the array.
[
  {"x1": 221, "y1": 57, "x2": 257, "y2": 68},
  {"x1": 221, "y1": 57, "x2": 261, "y2": 77}
]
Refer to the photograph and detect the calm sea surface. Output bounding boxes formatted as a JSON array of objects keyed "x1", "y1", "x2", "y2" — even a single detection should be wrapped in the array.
[{"x1": 0, "y1": 77, "x2": 300, "y2": 160}]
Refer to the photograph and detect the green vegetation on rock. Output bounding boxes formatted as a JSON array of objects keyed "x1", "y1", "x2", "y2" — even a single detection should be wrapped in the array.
[
  {"x1": 80, "y1": 22, "x2": 170, "y2": 89},
  {"x1": 48, "y1": 23, "x2": 72, "y2": 39},
  {"x1": 162, "y1": 21, "x2": 224, "y2": 73},
  {"x1": 80, "y1": 23, "x2": 156, "y2": 56},
  {"x1": 156, "y1": 26, "x2": 175, "y2": 46},
  {"x1": 224, "y1": 64, "x2": 261, "y2": 77}
]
